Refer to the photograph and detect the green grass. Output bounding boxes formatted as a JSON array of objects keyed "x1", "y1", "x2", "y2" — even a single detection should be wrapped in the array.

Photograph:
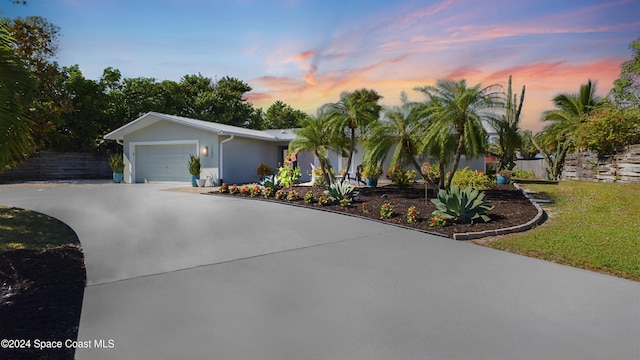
[
  {"x1": 487, "y1": 181, "x2": 640, "y2": 281},
  {"x1": 0, "y1": 206, "x2": 79, "y2": 251}
]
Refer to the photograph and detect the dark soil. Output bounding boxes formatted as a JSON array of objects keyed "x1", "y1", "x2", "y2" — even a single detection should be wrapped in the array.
[
  {"x1": 0, "y1": 246, "x2": 86, "y2": 360},
  {"x1": 211, "y1": 183, "x2": 540, "y2": 238}
]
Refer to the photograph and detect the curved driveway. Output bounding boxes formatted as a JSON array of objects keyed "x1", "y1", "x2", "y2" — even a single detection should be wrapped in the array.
[{"x1": 1, "y1": 182, "x2": 638, "y2": 359}]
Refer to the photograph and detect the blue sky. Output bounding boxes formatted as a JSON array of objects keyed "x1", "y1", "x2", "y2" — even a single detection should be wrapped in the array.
[{"x1": 3, "y1": 0, "x2": 639, "y2": 131}]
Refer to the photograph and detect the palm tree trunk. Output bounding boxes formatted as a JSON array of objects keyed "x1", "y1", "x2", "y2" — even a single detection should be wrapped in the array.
[
  {"x1": 345, "y1": 128, "x2": 356, "y2": 179},
  {"x1": 446, "y1": 134, "x2": 466, "y2": 190}
]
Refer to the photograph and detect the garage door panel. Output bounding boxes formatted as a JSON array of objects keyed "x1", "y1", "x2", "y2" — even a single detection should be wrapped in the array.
[{"x1": 135, "y1": 144, "x2": 196, "y2": 183}]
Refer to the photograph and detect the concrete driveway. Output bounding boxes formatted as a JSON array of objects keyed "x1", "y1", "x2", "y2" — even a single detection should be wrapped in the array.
[{"x1": 0, "y1": 182, "x2": 638, "y2": 359}]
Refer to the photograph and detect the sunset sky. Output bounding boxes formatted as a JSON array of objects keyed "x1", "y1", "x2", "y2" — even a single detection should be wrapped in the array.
[{"x1": 4, "y1": 0, "x2": 640, "y2": 132}]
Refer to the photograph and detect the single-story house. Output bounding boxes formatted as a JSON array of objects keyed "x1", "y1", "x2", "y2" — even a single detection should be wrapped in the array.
[
  {"x1": 103, "y1": 112, "x2": 313, "y2": 184},
  {"x1": 104, "y1": 112, "x2": 486, "y2": 184}
]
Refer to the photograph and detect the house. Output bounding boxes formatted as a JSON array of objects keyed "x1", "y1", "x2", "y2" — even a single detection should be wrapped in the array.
[
  {"x1": 104, "y1": 111, "x2": 487, "y2": 185},
  {"x1": 103, "y1": 112, "x2": 313, "y2": 184}
]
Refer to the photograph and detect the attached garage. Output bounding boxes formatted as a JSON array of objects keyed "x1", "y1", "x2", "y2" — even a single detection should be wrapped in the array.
[
  {"x1": 132, "y1": 142, "x2": 198, "y2": 183},
  {"x1": 103, "y1": 112, "x2": 302, "y2": 184}
]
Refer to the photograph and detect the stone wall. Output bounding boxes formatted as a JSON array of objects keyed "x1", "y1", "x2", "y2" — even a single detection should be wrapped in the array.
[{"x1": 562, "y1": 145, "x2": 640, "y2": 184}]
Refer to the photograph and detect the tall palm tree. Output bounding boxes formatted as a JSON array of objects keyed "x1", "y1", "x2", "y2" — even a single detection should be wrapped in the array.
[
  {"x1": 415, "y1": 79, "x2": 503, "y2": 190},
  {"x1": 0, "y1": 19, "x2": 34, "y2": 170},
  {"x1": 288, "y1": 114, "x2": 345, "y2": 185},
  {"x1": 325, "y1": 88, "x2": 382, "y2": 175},
  {"x1": 537, "y1": 80, "x2": 603, "y2": 179}
]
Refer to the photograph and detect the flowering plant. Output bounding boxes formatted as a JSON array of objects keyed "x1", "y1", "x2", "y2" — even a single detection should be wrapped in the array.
[
  {"x1": 406, "y1": 206, "x2": 419, "y2": 224},
  {"x1": 317, "y1": 193, "x2": 330, "y2": 206},
  {"x1": 387, "y1": 164, "x2": 416, "y2": 188},
  {"x1": 229, "y1": 184, "x2": 239, "y2": 194},
  {"x1": 339, "y1": 195, "x2": 352, "y2": 208},
  {"x1": 240, "y1": 185, "x2": 249, "y2": 195},
  {"x1": 429, "y1": 215, "x2": 448, "y2": 228},
  {"x1": 219, "y1": 183, "x2": 229, "y2": 193},
  {"x1": 275, "y1": 189, "x2": 286, "y2": 200},
  {"x1": 379, "y1": 202, "x2": 394, "y2": 219},
  {"x1": 304, "y1": 191, "x2": 314, "y2": 204},
  {"x1": 286, "y1": 189, "x2": 299, "y2": 201},
  {"x1": 262, "y1": 187, "x2": 274, "y2": 198},
  {"x1": 249, "y1": 185, "x2": 262, "y2": 197}
]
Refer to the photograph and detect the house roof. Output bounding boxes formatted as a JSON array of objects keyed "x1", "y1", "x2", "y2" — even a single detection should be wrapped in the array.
[{"x1": 104, "y1": 112, "x2": 296, "y2": 141}]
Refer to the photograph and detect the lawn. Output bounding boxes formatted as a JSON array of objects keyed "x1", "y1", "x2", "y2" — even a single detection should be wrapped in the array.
[
  {"x1": 0, "y1": 206, "x2": 79, "y2": 250},
  {"x1": 481, "y1": 181, "x2": 640, "y2": 281}
]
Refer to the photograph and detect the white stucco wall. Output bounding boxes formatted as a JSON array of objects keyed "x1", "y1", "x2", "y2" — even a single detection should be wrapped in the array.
[{"x1": 122, "y1": 119, "x2": 219, "y2": 183}]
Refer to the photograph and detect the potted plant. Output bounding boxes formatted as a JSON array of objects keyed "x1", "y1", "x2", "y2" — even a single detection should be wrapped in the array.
[
  {"x1": 188, "y1": 154, "x2": 201, "y2": 187},
  {"x1": 363, "y1": 164, "x2": 382, "y2": 187},
  {"x1": 109, "y1": 154, "x2": 125, "y2": 183},
  {"x1": 496, "y1": 169, "x2": 512, "y2": 185}
]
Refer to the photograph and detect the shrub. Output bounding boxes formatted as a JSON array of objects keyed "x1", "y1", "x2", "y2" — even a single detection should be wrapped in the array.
[
  {"x1": 339, "y1": 195, "x2": 352, "y2": 208},
  {"x1": 219, "y1": 183, "x2": 229, "y2": 193},
  {"x1": 317, "y1": 193, "x2": 330, "y2": 206},
  {"x1": 451, "y1": 167, "x2": 492, "y2": 190},
  {"x1": 240, "y1": 185, "x2": 249, "y2": 195},
  {"x1": 304, "y1": 191, "x2": 314, "y2": 204},
  {"x1": 406, "y1": 206, "x2": 419, "y2": 224},
  {"x1": 262, "y1": 187, "x2": 274, "y2": 198},
  {"x1": 256, "y1": 163, "x2": 273, "y2": 177},
  {"x1": 387, "y1": 164, "x2": 416, "y2": 188},
  {"x1": 431, "y1": 185, "x2": 493, "y2": 224},
  {"x1": 229, "y1": 184, "x2": 239, "y2": 194},
  {"x1": 324, "y1": 181, "x2": 358, "y2": 202},
  {"x1": 277, "y1": 165, "x2": 302, "y2": 188},
  {"x1": 188, "y1": 154, "x2": 201, "y2": 176},
  {"x1": 311, "y1": 166, "x2": 333, "y2": 186},
  {"x1": 109, "y1": 154, "x2": 125, "y2": 173},
  {"x1": 249, "y1": 184, "x2": 262, "y2": 197},
  {"x1": 512, "y1": 169, "x2": 536, "y2": 179},
  {"x1": 429, "y1": 215, "x2": 448, "y2": 228},
  {"x1": 275, "y1": 189, "x2": 287, "y2": 200},
  {"x1": 380, "y1": 202, "x2": 394, "y2": 219},
  {"x1": 362, "y1": 164, "x2": 383, "y2": 179},
  {"x1": 260, "y1": 174, "x2": 281, "y2": 191},
  {"x1": 286, "y1": 189, "x2": 299, "y2": 201}
]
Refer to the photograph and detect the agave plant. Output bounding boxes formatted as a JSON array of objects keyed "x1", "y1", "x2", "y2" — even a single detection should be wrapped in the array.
[
  {"x1": 324, "y1": 180, "x2": 359, "y2": 202},
  {"x1": 260, "y1": 174, "x2": 281, "y2": 191},
  {"x1": 430, "y1": 185, "x2": 493, "y2": 224}
]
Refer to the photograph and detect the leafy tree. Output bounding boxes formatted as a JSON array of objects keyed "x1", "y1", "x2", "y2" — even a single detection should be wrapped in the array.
[
  {"x1": 262, "y1": 100, "x2": 309, "y2": 129},
  {"x1": 574, "y1": 103, "x2": 640, "y2": 155},
  {"x1": 0, "y1": 18, "x2": 35, "y2": 169},
  {"x1": 518, "y1": 130, "x2": 539, "y2": 160},
  {"x1": 325, "y1": 88, "x2": 382, "y2": 175},
  {"x1": 611, "y1": 37, "x2": 640, "y2": 108},
  {"x1": 209, "y1": 76, "x2": 256, "y2": 127},
  {"x1": 415, "y1": 79, "x2": 502, "y2": 190},
  {"x1": 489, "y1": 76, "x2": 524, "y2": 171}
]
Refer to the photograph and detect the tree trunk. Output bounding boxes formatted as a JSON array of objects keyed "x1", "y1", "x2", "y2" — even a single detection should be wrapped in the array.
[{"x1": 446, "y1": 134, "x2": 465, "y2": 190}]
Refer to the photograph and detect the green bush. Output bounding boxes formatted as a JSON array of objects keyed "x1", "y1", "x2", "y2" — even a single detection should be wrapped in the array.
[
  {"x1": 431, "y1": 185, "x2": 493, "y2": 224},
  {"x1": 450, "y1": 167, "x2": 492, "y2": 190},
  {"x1": 512, "y1": 169, "x2": 536, "y2": 179},
  {"x1": 379, "y1": 202, "x2": 394, "y2": 219},
  {"x1": 387, "y1": 164, "x2": 416, "y2": 188},
  {"x1": 277, "y1": 165, "x2": 302, "y2": 188}
]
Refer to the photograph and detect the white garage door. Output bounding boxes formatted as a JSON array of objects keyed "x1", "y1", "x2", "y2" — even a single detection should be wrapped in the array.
[{"x1": 135, "y1": 143, "x2": 196, "y2": 183}]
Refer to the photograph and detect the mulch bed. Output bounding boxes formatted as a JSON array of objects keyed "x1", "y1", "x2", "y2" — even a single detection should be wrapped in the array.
[
  {"x1": 210, "y1": 183, "x2": 540, "y2": 238},
  {"x1": 0, "y1": 246, "x2": 86, "y2": 360}
]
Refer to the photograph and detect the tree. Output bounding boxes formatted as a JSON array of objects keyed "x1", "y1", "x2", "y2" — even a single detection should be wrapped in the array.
[
  {"x1": 539, "y1": 80, "x2": 603, "y2": 179},
  {"x1": 611, "y1": 37, "x2": 640, "y2": 108},
  {"x1": 262, "y1": 100, "x2": 309, "y2": 129},
  {"x1": 0, "y1": 18, "x2": 35, "y2": 169},
  {"x1": 574, "y1": 102, "x2": 640, "y2": 155},
  {"x1": 415, "y1": 79, "x2": 503, "y2": 190},
  {"x1": 489, "y1": 76, "x2": 525, "y2": 171},
  {"x1": 518, "y1": 130, "x2": 539, "y2": 160},
  {"x1": 288, "y1": 114, "x2": 345, "y2": 185},
  {"x1": 325, "y1": 88, "x2": 382, "y2": 175}
]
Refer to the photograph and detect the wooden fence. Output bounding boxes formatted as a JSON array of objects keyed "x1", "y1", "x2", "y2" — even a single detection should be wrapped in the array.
[
  {"x1": 515, "y1": 159, "x2": 547, "y2": 179},
  {"x1": 0, "y1": 152, "x2": 111, "y2": 182},
  {"x1": 562, "y1": 144, "x2": 640, "y2": 184}
]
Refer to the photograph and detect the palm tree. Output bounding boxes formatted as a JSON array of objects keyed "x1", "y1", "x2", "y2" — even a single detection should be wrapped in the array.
[
  {"x1": 325, "y1": 88, "x2": 382, "y2": 176},
  {"x1": 0, "y1": 19, "x2": 34, "y2": 170},
  {"x1": 537, "y1": 80, "x2": 603, "y2": 179},
  {"x1": 415, "y1": 79, "x2": 503, "y2": 190},
  {"x1": 288, "y1": 114, "x2": 345, "y2": 185}
]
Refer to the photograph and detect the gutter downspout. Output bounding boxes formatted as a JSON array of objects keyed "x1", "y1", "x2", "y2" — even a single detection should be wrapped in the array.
[{"x1": 219, "y1": 133, "x2": 234, "y2": 185}]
